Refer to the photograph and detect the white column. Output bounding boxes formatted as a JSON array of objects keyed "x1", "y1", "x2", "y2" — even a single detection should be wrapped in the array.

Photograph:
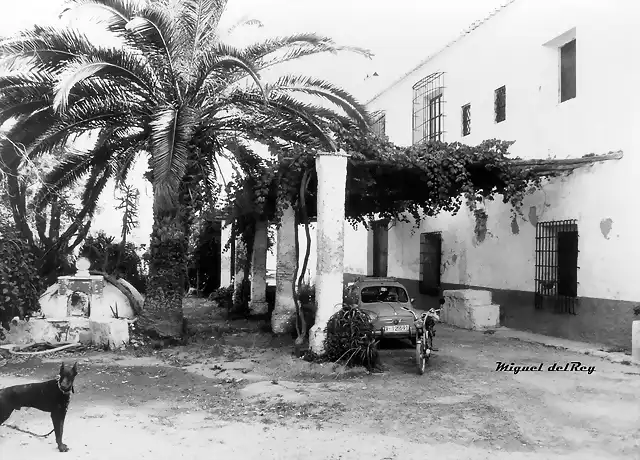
[
  {"x1": 220, "y1": 222, "x2": 233, "y2": 287},
  {"x1": 632, "y1": 320, "x2": 640, "y2": 363},
  {"x1": 272, "y1": 203, "x2": 297, "y2": 334},
  {"x1": 250, "y1": 219, "x2": 269, "y2": 315},
  {"x1": 309, "y1": 151, "x2": 349, "y2": 354}
]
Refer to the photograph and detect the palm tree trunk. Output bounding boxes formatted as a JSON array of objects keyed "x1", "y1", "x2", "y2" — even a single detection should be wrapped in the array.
[{"x1": 137, "y1": 210, "x2": 188, "y2": 343}]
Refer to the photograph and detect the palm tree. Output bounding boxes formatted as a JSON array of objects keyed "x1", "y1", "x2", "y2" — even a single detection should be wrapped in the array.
[{"x1": 0, "y1": 0, "x2": 371, "y2": 342}]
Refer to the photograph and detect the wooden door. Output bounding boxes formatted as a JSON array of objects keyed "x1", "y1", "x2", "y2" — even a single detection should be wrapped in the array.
[{"x1": 419, "y1": 232, "x2": 442, "y2": 296}]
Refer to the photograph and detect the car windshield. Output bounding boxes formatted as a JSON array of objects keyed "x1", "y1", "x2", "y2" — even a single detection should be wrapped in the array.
[{"x1": 361, "y1": 286, "x2": 409, "y2": 303}]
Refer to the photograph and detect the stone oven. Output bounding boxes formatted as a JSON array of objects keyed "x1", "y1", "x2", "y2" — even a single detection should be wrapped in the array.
[{"x1": 0, "y1": 257, "x2": 142, "y2": 350}]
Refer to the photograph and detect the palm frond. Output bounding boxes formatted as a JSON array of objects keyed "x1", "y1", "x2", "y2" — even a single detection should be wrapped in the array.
[
  {"x1": 52, "y1": 51, "x2": 160, "y2": 112},
  {"x1": 149, "y1": 105, "x2": 196, "y2": 210},
  {"x1": 226, "y1": 16, "x2": 263, "y2": 36},
  {"x1": 191, "y1": 41, "x2": 265, "y2": 98},
  {"x1": 269, "y1": 75, "x2": 370, "y2": 129},
  {"x1": 240, "y1": 34, "x2": 372, "y2": 70},
  {"x1": 0, "y1": 26, "x2": 102, "y2": 73},
  {"x1": 60, "y1": 0, "x2": 139, "y2": 32},
  {"x1": 176, "y1": 0, "x2": 228, "y2": 64}
]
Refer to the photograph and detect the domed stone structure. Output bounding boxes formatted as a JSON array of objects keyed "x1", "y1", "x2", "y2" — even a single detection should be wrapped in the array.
[{"x1": 0, "y1": 258, "x2": 144, "y2": 350}]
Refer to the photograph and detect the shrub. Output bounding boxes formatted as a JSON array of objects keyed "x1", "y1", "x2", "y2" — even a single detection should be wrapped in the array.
[
  {"x1": 0, "y1": 236, "x2": 43, "y2": 330},
  {"x1": 324, "y1": 304, "x2": 380, "y2": 370},
  {"x1": 298, "y1": 282, "x2": 315, "y2": 304},
  {"x1": 80, "y1": 232, "x2": 147, "y2": 293},
  {"x1": 208, "y1": 285, "x2": 234, "y2": 311}
]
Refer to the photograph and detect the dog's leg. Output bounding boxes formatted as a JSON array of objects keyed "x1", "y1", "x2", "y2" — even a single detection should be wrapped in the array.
[
  {"x1": 51, "y1": 410, "x2": 68, "y2": 452},
  {"x1": 0, "y1": 405, "x2": 14, "y2": 424}
]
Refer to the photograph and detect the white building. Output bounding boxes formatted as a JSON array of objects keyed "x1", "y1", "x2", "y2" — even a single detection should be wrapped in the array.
[{"x1": 354, "y1": 0, "x2": 640, "y2": 349}]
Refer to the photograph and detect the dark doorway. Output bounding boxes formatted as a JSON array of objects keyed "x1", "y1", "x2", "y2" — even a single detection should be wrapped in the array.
[
  {"x1": 557, "y1": 230, "x2": 578, "y2": 297},
  {"x1": 372, "y1": 220, "x2": 388, "y2": 277},
  {"x1": 419, "y1": 232, "x2": 442, "y2": 296}
]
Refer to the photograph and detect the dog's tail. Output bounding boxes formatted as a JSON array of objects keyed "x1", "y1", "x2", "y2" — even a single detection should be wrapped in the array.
[{"x1": 3, "y1": 424, "x2": 54, "y2": 437}]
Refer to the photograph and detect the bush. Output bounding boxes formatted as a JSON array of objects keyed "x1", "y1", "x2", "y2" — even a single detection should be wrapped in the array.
[
  {"x1": 208, "y1": 285, "x2": 234, "y2": 310},
  {"x1": 324, "y1": 304, "x2": 380, "y2": 370},
  {"x1": 0, "y1": 236, "x2": 43, "y2": 330},
  {"x1": 297, "y1": 282, "x2": 315, "y2": 304},
  {"x1": 80, "y1": 232, "x2": 147, "y2": 293}
]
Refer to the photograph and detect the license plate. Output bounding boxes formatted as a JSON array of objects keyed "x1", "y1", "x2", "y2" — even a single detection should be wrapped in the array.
[{"x1": 383, "y1": 325, "x2": 409, "y2": 333}]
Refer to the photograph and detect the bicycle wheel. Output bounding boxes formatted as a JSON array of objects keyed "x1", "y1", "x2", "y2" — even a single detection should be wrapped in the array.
[{"x1": 415, "y1": 336, "x2": 426, "y2": 375}]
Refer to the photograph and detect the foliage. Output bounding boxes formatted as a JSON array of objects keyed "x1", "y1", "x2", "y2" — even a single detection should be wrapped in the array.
[
  {"x1": 298, "y1": 282, "x2": 315, "y2": 305},
  {"x1": 0, "y1": 0, "x2": 373, "y2": 340},
  {"x1": 208, "y1": 284, "x2": 234, "y2": 310},
  {"x1": 0, "y1": 150, "x2": 90, "y2": 286},
  {"x1": 79, "y1": 231, "x2": 147, "y2": 294},
  {"x1": 188, "y1": 214, "x2": 223, "y2": 296},
  {"x1": 227, "y1": 132, "x2": 545, "y2": 239},
  {"x1": 324, "y1": 304, "x2": 380, "y2": 370},
  {"x1": 0, "y1": 234, "x2": 43, "y2": 329},
  {"x1": 231, "y1": 277, "x2": 251, "y2": 318},
  {"x1": 114, "y1": 183, "x2": 140, "y2": 245}
]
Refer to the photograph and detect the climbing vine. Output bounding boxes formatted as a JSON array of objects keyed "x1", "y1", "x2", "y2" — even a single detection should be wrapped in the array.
[{"x1": 224, "y1": 124, "x2": 548, "y2": 337}]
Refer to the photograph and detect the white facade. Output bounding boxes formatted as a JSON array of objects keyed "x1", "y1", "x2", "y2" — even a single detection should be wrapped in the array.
[{"x1": 359, "y1": 0, "x2": 640, "y2": 309}]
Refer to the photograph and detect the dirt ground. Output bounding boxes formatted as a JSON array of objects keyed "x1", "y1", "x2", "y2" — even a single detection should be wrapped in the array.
[{"x1": 1, "y1": 300, "x2": 639, "y2": 459}]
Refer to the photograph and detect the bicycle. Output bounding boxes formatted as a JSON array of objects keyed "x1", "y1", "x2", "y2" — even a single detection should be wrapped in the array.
[{"x1": 401, "y1": 306, "x2": 441, "y2": 375}]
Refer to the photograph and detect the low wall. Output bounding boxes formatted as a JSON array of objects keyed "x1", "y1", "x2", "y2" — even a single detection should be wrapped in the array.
[{"x1": 0, "y1": 317, "x2": 130, "y2": 351}]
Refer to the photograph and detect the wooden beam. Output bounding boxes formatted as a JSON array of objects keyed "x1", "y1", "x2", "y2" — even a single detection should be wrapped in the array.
[{"x1": 511, "y1": 150, "x2": 623, "y2": 167}]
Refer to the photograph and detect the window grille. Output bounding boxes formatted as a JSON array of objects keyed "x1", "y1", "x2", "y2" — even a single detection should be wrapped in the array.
[
  {"x1": 534, "y1": 220, "x2": 579, "y2": 314},
  {"x1": 412, "y1": 72, "x2": 445, "y2": 144},
  {"x1": 560, "y1": 39, "x2": 576, "y2": 102},
  {"x1": 461, "y1": 104, "x2": 471, "y2": 136},
  {"x1": 371, "y1": 110, "x2": 386, "y2": 137},
  {"x1": 494, "y1": 85, "x2": 506, "y2": 123}
]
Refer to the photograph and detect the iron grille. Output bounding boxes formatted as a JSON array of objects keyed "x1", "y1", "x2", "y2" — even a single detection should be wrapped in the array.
[
  {"x1": 461, "y1": 103, "x2": 471, "y2": 136},
  {"x1": 371, "y1": 110, "x2": 386, "y2": 137},
  {"x1": 494, "y1": 85, "x2": 506, "y2": 123},
  {"x1": 534, "y1": 220, "x2": 579, "y2": 314},
  {"x1": 412, "y1": 72, "x2": 445, "y2": 144}
]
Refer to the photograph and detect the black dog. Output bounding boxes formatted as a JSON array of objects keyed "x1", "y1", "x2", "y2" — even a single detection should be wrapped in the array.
[{"x1": 0, "y1": 362, "x2": 78, "y2": 452}]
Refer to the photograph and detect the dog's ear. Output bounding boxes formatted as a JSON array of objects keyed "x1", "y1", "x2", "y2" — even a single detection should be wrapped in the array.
[
  {"x1": 60, "y1": 362, "x2": 65, "y2": 374},
  {"x1": 72, "y1": 362, "x2": 78, "y2": 375}
]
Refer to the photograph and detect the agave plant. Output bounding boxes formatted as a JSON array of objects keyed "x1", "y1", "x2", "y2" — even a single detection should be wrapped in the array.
[{"x1": 0, "y1": 0, "x2": 371, "y2": 342}]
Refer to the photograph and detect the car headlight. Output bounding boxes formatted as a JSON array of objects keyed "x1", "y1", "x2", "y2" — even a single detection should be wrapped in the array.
[{"x1": 363, "y1": 310, "x2": 378, "y2": 322}]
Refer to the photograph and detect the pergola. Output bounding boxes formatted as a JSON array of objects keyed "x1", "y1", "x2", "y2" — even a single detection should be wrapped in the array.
[{"x1": 225, "y1": 145, "x2": 624, "y2": 354}]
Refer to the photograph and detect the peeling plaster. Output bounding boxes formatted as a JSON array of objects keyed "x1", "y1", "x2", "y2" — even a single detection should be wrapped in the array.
[
  {"x1": 528, "y1": 206, "x2": 538, "y2": 227},
  {"x1": 600, "y1": 218, "x2": 613, "y2": 240},
  {"x1": 510, "y1": 217, "x2": 520, "y2": 235},
  {"x1": 452, "y1": 254, "x2": 458, "y2": 264}
]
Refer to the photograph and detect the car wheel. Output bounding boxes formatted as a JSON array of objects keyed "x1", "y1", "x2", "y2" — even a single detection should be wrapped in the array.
[{"x1": 410, "y1": 336, "x2": 417, "y2": 347}]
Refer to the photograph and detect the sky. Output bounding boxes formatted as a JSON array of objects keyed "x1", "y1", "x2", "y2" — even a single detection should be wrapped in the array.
[
  {"x1": 0, "y1": 0, "x2": 508, "y2": 100},
  {"x1": 0, "y1": 0, "x2": 507, "y2": 247}
]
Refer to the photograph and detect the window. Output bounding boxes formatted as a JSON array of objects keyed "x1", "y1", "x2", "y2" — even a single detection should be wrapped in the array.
[
  {"x1": 361, "y1": 286, "x2": 409, "y2": 304},
  {"x1": 371, "y1": 111, "x2": 386, "y2": 137},
  {"x1": 461, "y1": 104, "x2": 471, "y2": 136},
  {"x1": 412, "y1": 72, "x2": 445, "y2": 144},
  {"x1": 371, "y1": 220, "x2": 388, "y2": 277},
  {"x1": 534, "y1": 220, "x2": 579, "y2": 314},
  {"x1": 494, "y1": 86, "x2": 506, "y2": 123},
  {"x1": 560, "y1": 39, "x2": 576, "y2": 102}
]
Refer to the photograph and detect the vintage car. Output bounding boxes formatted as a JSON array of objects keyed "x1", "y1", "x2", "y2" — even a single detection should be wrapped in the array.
[{"x1": 344, "y1": 276, "x2": 419, "y2": 344}]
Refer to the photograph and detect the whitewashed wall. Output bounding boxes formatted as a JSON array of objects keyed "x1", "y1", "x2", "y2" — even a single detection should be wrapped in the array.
[{"x1": 363, "y1": 0, "x2": 640, "y2": 302}]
